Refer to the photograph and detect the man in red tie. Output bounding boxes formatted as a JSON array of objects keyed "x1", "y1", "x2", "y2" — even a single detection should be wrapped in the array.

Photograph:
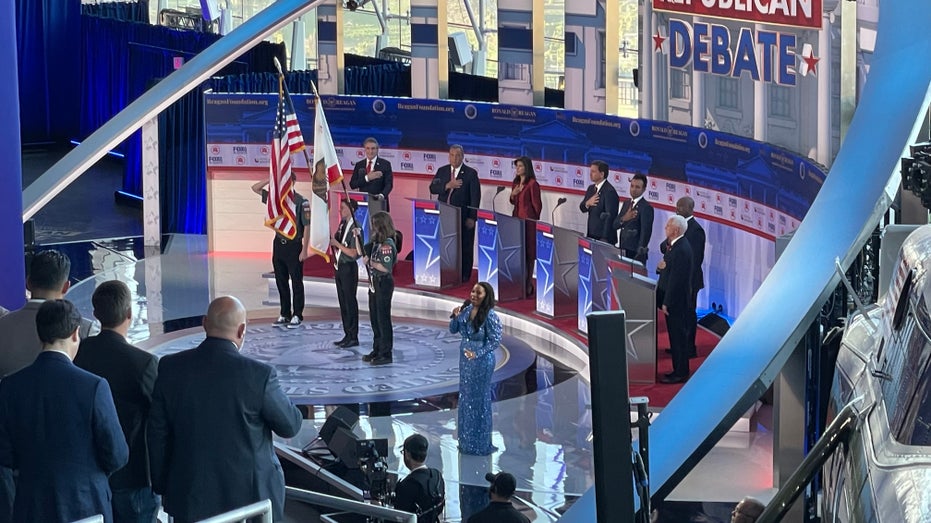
[
  {"x1": 350, "y1": 137, "x2": 394, "y2": 211},
  {"x1": 429, "y1": 145, "x2": 481, "y2": 281}
]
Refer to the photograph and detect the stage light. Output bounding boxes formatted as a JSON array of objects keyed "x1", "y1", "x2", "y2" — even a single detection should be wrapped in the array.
[{"x1": 344, "y1": 0, "x2": 368, "y2": 11}]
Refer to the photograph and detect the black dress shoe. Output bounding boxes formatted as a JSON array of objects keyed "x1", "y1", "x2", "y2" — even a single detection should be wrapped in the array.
[
  {"x1": 334, "y1": 338, "x2": 349, "y2": 347},
  {"x1": 663, "y1": 372, "x2": 677, "y2": 378},
  {"x1": 341, "y1": 339, "x2": 359, "y2": 348},
  {"x1": 362, "y1": 352, "x2": 376, "y2": 362},
  {"x1": 370, "y1": 356, "x2": 393, "y2": 366},
  {"x1": 659, "y1": 374, "x2": 688, "y2": 384}
]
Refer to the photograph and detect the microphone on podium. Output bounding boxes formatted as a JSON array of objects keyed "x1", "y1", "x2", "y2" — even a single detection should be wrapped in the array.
[
  {"x1": 492, "y1": 185, "x2": 507, "y2": 213},
  {"x1": 551, "y1": 197, "x2": 568, "y2": 224}
]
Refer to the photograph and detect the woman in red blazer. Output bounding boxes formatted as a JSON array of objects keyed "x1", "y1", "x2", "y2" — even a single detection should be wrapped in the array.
[{"x1": 509, "y1": 156, "x2": 542, "y2": 296}]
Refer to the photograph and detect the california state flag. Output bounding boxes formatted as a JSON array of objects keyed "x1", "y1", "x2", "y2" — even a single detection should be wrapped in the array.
[{"x1": 307, "y1": 96, "x2": 343, "y2": 261}]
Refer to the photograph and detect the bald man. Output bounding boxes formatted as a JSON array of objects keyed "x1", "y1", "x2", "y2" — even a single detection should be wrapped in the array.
[{"x1": 148, "y1": 296, "x2": 302, "y2": 522}]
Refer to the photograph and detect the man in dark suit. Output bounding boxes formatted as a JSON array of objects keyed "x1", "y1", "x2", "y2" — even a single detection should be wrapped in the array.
[
  {"x1": 0, "y1": 249, "x2": 98, "y2": 378},
  {"x1": 613, "y1": 173, "x2": 654, "y2": 263},
  {"x1": 75, "y1": 280, "x2": 160, "y2": 522},
  {"x1": 659, "y1": 197, "x2": 706, "y2": 358},
  {"x1": 429, "y1": 144, "x2": 481, "y2": 281},
  {"x1": 658, "y1": 215, "x2": 694, "y2": 384},
  {"x1": 578, "y1": 160, "x2": 619, "y2": 242},
  {"x1": 0, "y1": 299, "x2": 128, "y2": 523},
  {"x1": 350, "y1": 137, "x2": 394, "y2": 211},
  {"x1": 394, "y1": 434, "x2": 445, "y2": 522},
  {"x1": 148, "y1": 296, "x2": 303, "y2": 522}
]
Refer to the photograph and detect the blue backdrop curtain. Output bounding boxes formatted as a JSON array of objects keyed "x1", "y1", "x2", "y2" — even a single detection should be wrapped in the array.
[
  {"x1": 16, "y1": 0, "x2": 82, "y2": 143},
  {"x1": 81, "y1": 1, "x2": 149, "y2": 23},
  {"x1": 78, "y1": 15, "x2": 285, "y2": 233}
]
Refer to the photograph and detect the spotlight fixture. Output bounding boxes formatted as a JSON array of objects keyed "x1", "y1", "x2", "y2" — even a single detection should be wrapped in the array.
[{"x1": 344, "y1": 0, "x2": 368, "y2": 11}]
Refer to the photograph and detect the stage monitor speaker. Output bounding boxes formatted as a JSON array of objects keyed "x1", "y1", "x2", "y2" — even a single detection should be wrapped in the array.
[
  {"x1": 587, "y1": 311, "x2": 634, "y2": 522},
  {"x1": 448, "y1": 32, "x2": 472, "y2": 67},
  {"x1": 698, "y1": 312, "x2": 730, "y2": 337},
  {"x1": 329, "y1": 426, "x2": 361, "y2": 468},
  {"x1": 319, "y1": 406, "x2": 359, "y2": 446}
]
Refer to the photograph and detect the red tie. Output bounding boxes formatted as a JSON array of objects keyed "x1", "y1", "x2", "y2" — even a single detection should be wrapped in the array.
[{"x1": 366, "y1": 160, "x2": 372, "y2": 174}]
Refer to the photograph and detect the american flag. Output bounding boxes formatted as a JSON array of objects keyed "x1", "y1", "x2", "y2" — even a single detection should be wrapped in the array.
[{"x1": 264, "y1": 78, "x2": 302, "y2": 239}]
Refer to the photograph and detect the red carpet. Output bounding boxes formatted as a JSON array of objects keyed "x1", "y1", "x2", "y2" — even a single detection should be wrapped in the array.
[{"x1": 303, "y1": 258, "x2": 721, "y2": 407}]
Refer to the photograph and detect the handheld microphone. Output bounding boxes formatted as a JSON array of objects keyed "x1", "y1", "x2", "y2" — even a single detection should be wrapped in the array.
[
  {"x1": 492, "y1": 185, "x2": 506, "y2": 213},
  {"x1": 551, "y1": 197, "x2": 568, "y2": 224}
]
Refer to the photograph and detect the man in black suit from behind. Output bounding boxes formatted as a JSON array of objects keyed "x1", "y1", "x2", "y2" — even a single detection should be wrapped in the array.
[
  {"x1": 394, "y1": 434, "x2": 445, "y2": 523},
  {"x1": 429, "y1": 144, "x2": 481, "y2": 281},
  {"x1": 658, "y1": 215, "x2": 694, "y2": 384},
  {"x1": 147, "y1": 296, "x2": 303, "y2": 522},
  {"x1": 578, "y1": 160, "x2": 619, "y2": 242},
  {"x1": 75, "y1": 280, "x2": 160, "y2": 522},
  {"x1": 659, "y1": 197, "x2": 706, "y2": 358},
  {"x1": 613, "y1": 173, "x2": 654, "y2": 263},
  {"x1": 350, "y1": 137, "x2": 394, "y2": 211}
]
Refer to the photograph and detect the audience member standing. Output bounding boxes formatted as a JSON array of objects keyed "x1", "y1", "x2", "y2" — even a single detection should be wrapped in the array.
[
  {"x1": 613, "y1": 174, "x2": 654, "y2": 263},
  {"x1": 579, "y1": 160, "x2": 619, "y2": 242},
  {"x1": 659, "y1": 197, "x2": 706, "y2": 357},
  {"x1": 331, "y1": 198, "x2": 363, "y2": 348},
  {"x1": 362, "y1": 212, "x2": 398, "y2": 365},
  {"x1": 350, "y1": 137, "x2": 394, "y2": 210},
  {"x1": 0, "y1": 299, "x2": 128, "y2": 523},
  {"x1": 148, "y1": 296, "x2": 302, "y2": 522},
  {"x1": 430, "y1": 144, "x2": 482, "y2": 282},
  {"x1": 451, "y1": 282, "x2": 502, "y2": 456},
  {"x1": 393, "y1": 434, "x2": 445, "y2": 522},
  {"x1": 658, "y1": 215, "x2": 694, "y2": 384},
  {"x1": 466, "y1": 472, "x2": 530, "y2": 523},
  {"x1": 0, "y1": 249, "x2": 98, "y2": 378},
  {"x1": 75, "y1": 280, "x2": 160, "y2": 523},
  {"x1": 508, "y1": 156, "x2": 542, "y2": 296},
  {"x1": 252, "y1": 176, "x2": 311, "y2": 329}
]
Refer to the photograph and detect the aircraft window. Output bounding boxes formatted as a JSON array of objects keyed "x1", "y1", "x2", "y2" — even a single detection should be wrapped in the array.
[
  {"x1": 891, "y1": 322, "x2": 931, "y2": 446},
  {"x1": 892, "y1": 271, "x2": 913, "y2": 331}
]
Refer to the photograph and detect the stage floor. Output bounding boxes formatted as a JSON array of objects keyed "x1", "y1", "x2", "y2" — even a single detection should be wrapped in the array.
[{"x1": 58, "y1": 235, "x2": 774, "y2": 521}]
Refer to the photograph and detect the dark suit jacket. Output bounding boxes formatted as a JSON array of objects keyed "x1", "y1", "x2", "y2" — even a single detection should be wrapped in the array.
[
  {"x1": 75, "y1": 330, "x2": 158, "y2": 490},
  {"x1": 350, "y1": 157, "x2": 393, "y2": 209},
  {"x1": 661, "y1": 217, "x2": 706, "y2": 292},
  {"x1": 429, "y1": 163, "x2": 481, "y2": 220},
  {"x1": 613, "y1": 198, "x2": 654, "y2": 255},
  {"x1": 0, "y1": 351, "x2": 128, "y2": 523},
  {"x1": 658, "y1": 237, "x2": 694, "y2": 313},
  {"x1": 509, "y1": 178, "x2": 542, "y2": 220},
  {"x1": 579, "y1": 180, "x2": 619, "y2": 241},
  {"x1": 0, "y1": 301, "x2": 97, "y2": 378},
  {"x1": 147, "y1": 337, "x2": 302, "y2": 522},
  {"x1": 394, "y1": 467, "x2": 445, "y2": 519}
]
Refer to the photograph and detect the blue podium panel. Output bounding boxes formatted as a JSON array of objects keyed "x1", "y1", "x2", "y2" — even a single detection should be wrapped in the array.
[
  {"x1": 578, "y1": 238, "x2": 620, "y2": 333},
  {"x1": 535, "y1": 223, "x2": 579, "y2": 318},
  {"x1": 412, "y1": 199, "x2": 461, "y2": 288},
  {"x1": 477, "y1": 210, "x2": 527, "y2": 302}
]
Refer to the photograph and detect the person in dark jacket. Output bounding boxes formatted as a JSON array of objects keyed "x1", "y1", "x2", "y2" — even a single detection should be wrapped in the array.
[
  {"x1": 0, "y1": 299, "x2": 128, "y2": 523},
  {"x1": 429, "y1": 144, "x2": 481, "y2": 281},
  {"x1": 350, "y1": 137, "x2": 394, "y2": 210},
  {"x1": 75, "y1": 280, "x2": 160, "y2": 522},
  {"x1": 466, "y1": 471, "x2": 530, "y2": 523},
  {"x1": 394, "y1": 434, "x2": 445, "y2": 523},
  {"x1": 147, "y1": 296, "x2": 303, "y2": 522},
  {"x1": 579, "y1": 160, "x2": 619, "y2": 242}
]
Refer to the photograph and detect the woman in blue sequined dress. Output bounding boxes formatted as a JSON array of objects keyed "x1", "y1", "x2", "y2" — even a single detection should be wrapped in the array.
[{"x1": 451, "y1": 282, "x2": 502, "y2": 455}]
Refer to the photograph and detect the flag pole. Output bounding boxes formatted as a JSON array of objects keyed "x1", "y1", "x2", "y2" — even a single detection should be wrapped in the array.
[
  {"x1": 272, "y1": 58, "x2": 324, "y2": 200},
  {"x1": 309, "y1": 79, "x2": 351, "y2": 202}
]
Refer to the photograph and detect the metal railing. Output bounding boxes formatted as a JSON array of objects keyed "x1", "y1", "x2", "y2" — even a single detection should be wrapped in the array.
[
  {"x1": 285, "y1": 486, "x2": 416, "y2": 523},
  {"x1": 757, "y1": 400, "x2": 863, "y2": 523},
  {"x1": 196, "y1": 499, "x2": 273, "y2": 523}
]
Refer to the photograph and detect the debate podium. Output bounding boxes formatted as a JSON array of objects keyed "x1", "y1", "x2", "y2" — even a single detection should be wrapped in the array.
[
  {"x1": 607, "y1": 257, "x2": 655, "y2": 384},
  {"x1": 411, "y1": 199, "x2": 461, "y2": 289},
  {"x1": 476, "y1": 210, "x2": 527, "y2": 302},
  {"x1": 577, "y1": 237, "x2": 620, "y2": 333},
  {"x1": 535, "y1": 222, "x2": 579, "y2": 318}
]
